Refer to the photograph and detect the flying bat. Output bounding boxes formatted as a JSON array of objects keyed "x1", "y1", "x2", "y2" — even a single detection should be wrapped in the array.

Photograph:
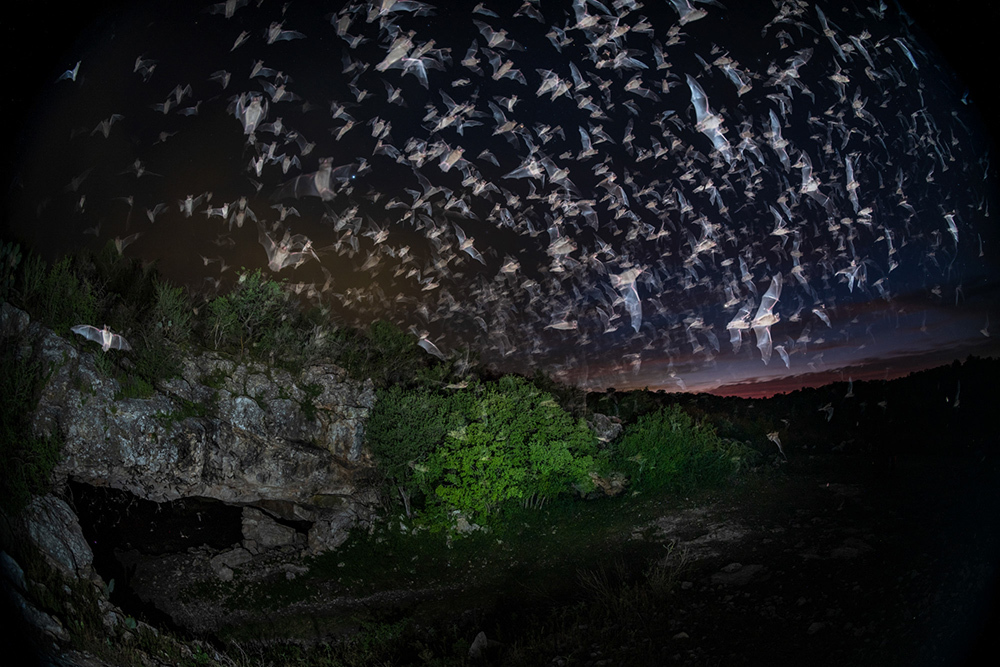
[
  {"x1": 272, "y1": 158, "x2": 362, "y2": 201},
  {"x1": 258, "y1": 224, "x2": 317, "y2": 271},
  {"x1": 71, "y1": 325, "x2": 132, "y2": 352},
  {"x1": 751, "y1": 274, "x2": 782, "y2": 365}
]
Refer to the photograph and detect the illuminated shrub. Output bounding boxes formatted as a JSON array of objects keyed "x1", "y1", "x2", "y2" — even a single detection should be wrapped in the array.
[
  {"x1": 367, "y1": 376, "x2": 600, "y2": 530},
  {"x1": 613, "y1": 405, "x2": 753, "y2": 493}
]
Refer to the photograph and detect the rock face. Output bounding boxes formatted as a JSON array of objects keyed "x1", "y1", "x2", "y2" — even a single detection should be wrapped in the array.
[
  {"x1": 587, "y1": 413, "x2": 623, "y2": 445},
  {"x1": 4, "y1": 304, "x2": 379, "y2": 554}
]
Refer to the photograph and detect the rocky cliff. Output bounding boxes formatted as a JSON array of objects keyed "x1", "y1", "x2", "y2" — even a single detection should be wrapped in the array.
[{"x1": 3, "y1": 303, "x2": 380, "y2": 553}]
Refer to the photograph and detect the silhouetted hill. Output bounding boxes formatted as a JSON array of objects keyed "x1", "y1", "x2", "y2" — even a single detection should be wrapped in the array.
[{"x1": 589, "y1": 356, "x2": 999, "y2": 462}]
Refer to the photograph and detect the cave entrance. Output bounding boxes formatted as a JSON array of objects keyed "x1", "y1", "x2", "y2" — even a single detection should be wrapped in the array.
[{"x1": 64, "y1": 479, "x2": 244, "y2": 629}]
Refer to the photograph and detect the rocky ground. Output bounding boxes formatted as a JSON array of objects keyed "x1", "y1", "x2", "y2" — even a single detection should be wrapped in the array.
[
  {"x1": 624, "y1": 453, "x2": 1000, "y2": 666},
  {"x1": 104, "y1": 447, "x2": 1000, "y2": 666}
]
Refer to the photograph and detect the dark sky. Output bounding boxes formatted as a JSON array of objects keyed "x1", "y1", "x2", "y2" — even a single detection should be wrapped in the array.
[{"x1": 4, "y1": 0, "x2": 999, "y2": 397}]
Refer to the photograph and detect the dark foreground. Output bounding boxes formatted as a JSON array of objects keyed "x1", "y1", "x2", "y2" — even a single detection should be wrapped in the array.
[{"x1": 6, "y1": 445, "x2": 999, "y2": 666}]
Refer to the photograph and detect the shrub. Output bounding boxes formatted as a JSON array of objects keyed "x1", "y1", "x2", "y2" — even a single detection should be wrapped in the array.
[
  {"x1": 205, "y1": 269, "x2": 290, "y2": 357},
  {"x1": 152, "y1": 279, "x2": 192, "y2": 343},
  {"x1": 366, "y1": 385, "x2": 468, "y2": 517},
  {"x1": 612, "y1": 405, "x2": 753, "y2": 494},
  {"x1": 17, "y1": 254, "x2": 97, "y2": 336},
  {"x1": 417, "y1": 377, "x2": 599, "y2": 527},
  {"x1": 0, "y1": 331, "x2": 62, "y2": 513},
  {"x1": 335, "y1": 320, "x2": 435, "y2": 388},
  {"x1": 0, "y1": 240, "x2": 22, "y2": 303}
]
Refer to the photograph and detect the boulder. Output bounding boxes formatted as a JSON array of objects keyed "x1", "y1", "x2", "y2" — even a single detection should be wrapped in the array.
[
  {"x1": 241, "y1": 507, "x2": 303, "y2": 553},
  {"x1": 587, "y1": 413, "x2": 623, "y2": 445},
  {"x1": 18, "y1": 495, "x2": 95, "y2": 582},
  {"x1": 307, "y1": 510, "x2": 357, "y2": 553}
]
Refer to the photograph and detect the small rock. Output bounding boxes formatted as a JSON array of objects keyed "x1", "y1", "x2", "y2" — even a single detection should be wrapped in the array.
[
  {"x1": 672, "y1": 632, "x2": 690, "y2": 640},
  {"x1": 807, "y1": 622, "x2": 825, "y2": 635},
  {"x1": 469, "y1": 631, "x2": 488, "y2": 659},
  {"x1": 711, "y1": 564, "x2": 765, "y2": 587}
]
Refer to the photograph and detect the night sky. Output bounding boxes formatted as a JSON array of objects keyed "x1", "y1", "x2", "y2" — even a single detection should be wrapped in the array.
[{"x1": 4, "y1": 0, "x2": 998, "y2": 397}]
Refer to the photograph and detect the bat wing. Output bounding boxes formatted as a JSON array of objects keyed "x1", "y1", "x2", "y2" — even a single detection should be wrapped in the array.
[
  {"x1": 272, "y1": 173, "x2": 320, "y2": 201},
  {"x1": 71, "y1": 324, "x2": 103, "y2": 344},
  {"x1": 257, "y1": 224, "x2": 279, "y2": 263},
  {"x1": 753, "y1": 324, "x2": 773, "y2": 365},
  {"x1": 686, "y1": 75, "x2": 709, "y2": 124},
  {"x1": 108, "y1": 333, "x2": 132, "y2": 351},
  {"x1": 754, "y1": 273, "x2": 782, "y2": 320},
  {"x1": 623, "y1": 283, "x2": 642, "y2": 333},
  {"x1": 417, "y1": 337, "x2": 446, "y2": 360}
]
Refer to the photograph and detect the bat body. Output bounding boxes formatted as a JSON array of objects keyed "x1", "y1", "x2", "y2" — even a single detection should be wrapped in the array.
[{"x1": 71, "y1": 325, "x2": 132, "y2": 352}]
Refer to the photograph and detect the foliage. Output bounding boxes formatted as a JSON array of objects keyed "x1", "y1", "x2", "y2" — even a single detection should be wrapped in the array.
[
  {"x1": 530, "y1": 369, "x2": 589, "y2": 419},
  {"x1": 611, "y1": 405, "x2": 754, "y2": 493},
  {"x1": 367, "y1": 377, "x2": 602, "y2": 529},
  {"x1": 334, "y1": 319, "x2": 443, "y2": 388},
  {"x1": 0, "y1": 331, "x2": 63, "y2": 513},
  {"x1": 297, "y1": 382, "x2": 323, "y2": 421},
  {"x1": 367, "y1": 384, "x2": 468, "y2": 517},
  {"x1": 587, "y1": 387, "x2": 666, "y2": 424},
  {"x1": 17, "y1": 253, "x2": 97, "y2": 336},
  {"x1": 0, "y1": 240, "x2": 22, "y2": 303},
  {"x1": 152, "y1": 279, "x2": 193, "y2": 343},
  {"x1": 418, "y1": 377, "x2": 599, "y2": 526},
  {"x1": 205, "y1": 269, "x2": 291, "y2": 357}
]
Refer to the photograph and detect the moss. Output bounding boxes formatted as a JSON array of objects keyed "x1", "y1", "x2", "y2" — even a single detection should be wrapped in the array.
[
  {"x1": 297, "y1": 382, "x2": 323, "y2": 421},
  {"x1": 154, "y1": 395, "x2": 215, "y2": 430},
  {"x1": 199, "y1": 366, "x2": 228, "y2": 390}
]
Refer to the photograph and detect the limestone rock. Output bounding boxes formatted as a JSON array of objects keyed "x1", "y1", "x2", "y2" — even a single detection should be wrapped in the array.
[
  {"x1": 241, "y1": 507, "x2": 303, "y2": 553},
  {"x1": 711, "y1": 562, "x2": 766, "y2": 586},
  {"x1": 587, "y1": 413, "x2": 623, "y2": 444},
  {"x1": 307, "y1": 510, "x2": 356, "y2": 553},
  {"x1": 589, "y1": 471, "x2": 628, "y2": 497},
  {"x1": 8, "y1": 588, "x2": 71, "y2": 643},
  {"x1": 209, "y1": 547, "x2": 252, "y2": 581},
  {"x1": 0, "y1": 551, "x2": 27, "y2": 594},
  {"x1": 6, "y1": 305, "x2": 379, "y2": 554},
  {"x1": 19, "y1": 495, "x2": 95, "y2": 582}
]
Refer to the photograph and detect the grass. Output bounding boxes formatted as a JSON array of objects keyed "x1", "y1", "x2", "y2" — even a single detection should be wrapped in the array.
[
  {"x1": 165, "y1": 482, "x2": 715, "y2": 665},
  {"x1": 175, "y1": 467, "x2": 773, "y2": 645}
]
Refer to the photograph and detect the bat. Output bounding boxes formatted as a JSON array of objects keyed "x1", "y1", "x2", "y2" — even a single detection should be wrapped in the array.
[
  {"x1": 258, "y1": 224, "x2": 317, "y2": 272},
  {"x1": 71, "y1": 325, "x2": 132, "y2": 352},
  {"x1": 272, "y1": 158, "x2": 362, "y2": 201},
  {"x1": 751, "y1": 274, "x2": 782, "y2": 365},
  {"x1": 232, "y1": 92, "x2": 268, "y2": 135}
]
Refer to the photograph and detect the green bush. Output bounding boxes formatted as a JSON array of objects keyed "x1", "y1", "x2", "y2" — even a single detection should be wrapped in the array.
[
  {"x1": 366, "y1": 377, "x2": 603, "y2": 530},
  {"x1": 205, "y1": 269, "x2": 290, "y2": 357},
  {"x1": 152, "y1": 279, "x2": 192, "y2": 343},
  {"x1": 18, "y1": 254, "x2": 97, "y2": 336},
  {"x1": 367, "y1": 385, "x2": 461, "y2": 517},
  {"x1": 335, "y1": 320, "x2": 438, "y2": 388},
  {"x1": 0, "y1": 332, "x2": 62, "y2": 513},
  {"x1": 612, "y1": 405, "x2": 753, "y2": 494},
  {"x1": 419, "y1": 377, "x2": 599, "y2": 526},
  {"x1": 0, "y1": 240, "x2": 22, "y2": 303}
]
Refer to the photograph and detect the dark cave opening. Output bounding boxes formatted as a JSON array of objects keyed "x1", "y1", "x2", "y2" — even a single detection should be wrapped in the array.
[{"x1": 64, "y1": 479, "x2": 244, "y2": 630}]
